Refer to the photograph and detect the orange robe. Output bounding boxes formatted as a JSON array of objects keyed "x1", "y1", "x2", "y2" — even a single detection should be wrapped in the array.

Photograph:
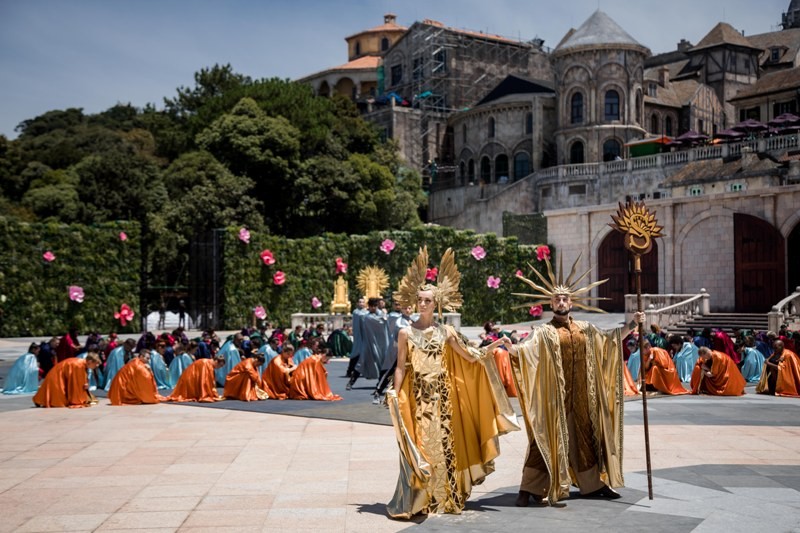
[
  {"x1": 493, "y1": 347, "x2": 517, "y2": 397},
  {"x1": 108, "y1": 358, "x2": 165, "y2": 405},
  {"x1": 32, "y1": 358, "x2": 91, "y2": 408},
  {"x1": 223, "y1": 358, "x2": 265, "y2": 401},
  {"x1": 623, "y1": 361, "x2": 639, "y2": 396},
  {"x1": 261, "y1": 356, "x2": 293, "y2": 400},
  {"x1": 757, "y1": 349, "x2": 800, "y2": 397},
  {"x1": 690, "y1": 350, "x2": 746, "y2": 396},
  {"x1": 168, "y1": 359, "x2": 221, "y2": 402},
  {"x1": 289, "y1": 355, "x2": 342, "y2": 401},
  {"x1": 646, "y1": 347, "x2": 689, "y2": 395}
]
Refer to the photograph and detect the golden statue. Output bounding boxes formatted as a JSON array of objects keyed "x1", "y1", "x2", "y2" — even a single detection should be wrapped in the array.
[
  {"x1": 330, "y1": 275, "x2": 351, "y2": 314},
  {"x1": 356, "y1": 266, "x2": 390, "y2": 300}
]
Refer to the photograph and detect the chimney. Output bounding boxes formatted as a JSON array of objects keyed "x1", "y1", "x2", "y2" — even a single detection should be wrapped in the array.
[
  {"x1": 658, "y1": 66, "x2": 670, "y2": 87},
  {"x1": 677, "y1": 39, "x2": 693, "y2": 52},
  {"x1": 384, "y1": 13, "x2": 397, "y2": 24}
]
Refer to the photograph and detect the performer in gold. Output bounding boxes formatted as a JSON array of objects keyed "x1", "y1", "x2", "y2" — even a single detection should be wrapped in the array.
[
  {"x1": 508, "y1": 255, "x2": 644, "y2": 505},
  {"x1": 386, "y1": 247, "x2": 519, "y2": 519}
]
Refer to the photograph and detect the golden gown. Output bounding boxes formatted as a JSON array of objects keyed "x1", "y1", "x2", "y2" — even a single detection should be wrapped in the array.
[
  {"x1": 387, "y1": 324, "x2": 519, "y2": 519},
  {"x1": 511, "y1": 318, "x2": 625, "y2": 503}
]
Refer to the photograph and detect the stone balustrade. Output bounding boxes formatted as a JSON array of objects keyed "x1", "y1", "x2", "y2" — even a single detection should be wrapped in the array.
[
  {"x1": 290, "y1": 312, "x2": 462, "y2": 333},
  {"x1": 768, "y1": 286, "x2": 800, "y2": 333},
  {"x1": 625, "y1": 289, "x2": 710, "y2": 332}
]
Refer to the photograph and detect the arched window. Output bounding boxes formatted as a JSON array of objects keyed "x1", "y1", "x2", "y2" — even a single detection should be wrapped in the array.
[
  {"x1": 488, "y1": 117, "x2": 495, "y2": 138},
  {"x1": 650, "y1": 114, "x2": 659, "y2": 134},
  {"x1": 381, "y1": 37, "x2": 389, "y2": 51},
  {"x1": 459, "y1": 161, "x2": 466, "y2": 184},
  {"x1": 571, "y1": 92, "x2": 584, "y2": 124},
  {"x1": 355, "y1": 41, "x2": 361, "y2": 56},
  {"x1": 514, "y1": 152, "x2": 531, "y2": 180},
  {"x1": 468, "y1": 159, "x2": 475, "y2": 183},
  {"x1": 636, "y1": 90, "x2": 642, "y2": 123},
  {"x1": 665, "y1": 116, "x2": 674, "y2": 136},
  {"x1": 495, "y1": 154, "x2": 509, "y2": 183},
  {"x1": 603, "y1": 139, "x2": 622, "y2": 161},
  {"x1": 462, "y1": 124, "x2": 467, "y2": 144},
  {"x1": 604, "y1": 89, "x2": 620, "y2": 121},
  {"x1": 480, "y1": 156, "x2": 491, "y2": 183},
  {"x1": 570, "y1": 141, "x2": 585, "y2": 164},
  {"x1": 525, "y1": 112, "x2": 533, "y2": 134}
]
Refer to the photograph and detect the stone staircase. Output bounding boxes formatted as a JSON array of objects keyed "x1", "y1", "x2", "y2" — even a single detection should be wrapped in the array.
[{"x1": 669, "y1": 312, "x2": 769, "y2": 335}]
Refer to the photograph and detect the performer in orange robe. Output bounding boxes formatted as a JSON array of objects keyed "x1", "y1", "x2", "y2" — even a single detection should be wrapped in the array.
[
  {"x1": 623, "y1": 361, "x2": 639, "y2": 396},
  {"x1": 168, "y1": 356, "x2": 225, "y2": 402},
  {"x1": 757, "y1": 340, "x2": 800, "y2": 397},
  {"x1": 33, "y1": 353, "x2": 100, "y2": 408},
  {"x1": 289, "y1": 352, "x2": 342, "y2": 401},
  {"x1": 262, "y1": 344, "x2": 296, "y2": 400},
  {"x1": 493, "y1": 347, "x2": 518, "y2": 397},
  {"x1": 690, "y1": 347, "x2": 746, "y2": 396},
  {"x1": 223, "y1": 354, "x2": 267, "y2": 401},
  {"x1": 643, "y1": 340, "x2": 689, "y2": 395},
  {"x1": 108, "y1": 350, "x2": 166, "y2": 405}
]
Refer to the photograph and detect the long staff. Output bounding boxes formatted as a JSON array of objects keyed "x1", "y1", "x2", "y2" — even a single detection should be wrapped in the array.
[{"x1": 610, "y1": 201, "x2": 663, "y2": 501}]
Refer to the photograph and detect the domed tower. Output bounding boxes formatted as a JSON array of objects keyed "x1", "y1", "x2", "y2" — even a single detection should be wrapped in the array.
[
  {"x1": 552, "y1": 10, "x2": 650, "y2": 164},
  {"x1": 782, "y1": 0, "x2": 800, "y2": 29}
]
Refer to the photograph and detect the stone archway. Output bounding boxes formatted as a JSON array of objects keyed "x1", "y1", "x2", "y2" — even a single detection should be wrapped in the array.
[{"x1": 597, "y1": 230, "x2": 659, "y2": 311}]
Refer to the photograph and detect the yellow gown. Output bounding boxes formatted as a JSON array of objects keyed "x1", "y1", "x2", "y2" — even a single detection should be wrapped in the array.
[{"x1": 387, "y1": 324, "x2": 519, "y2": 518}]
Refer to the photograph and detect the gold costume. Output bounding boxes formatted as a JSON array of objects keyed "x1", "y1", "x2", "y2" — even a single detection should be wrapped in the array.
[
  {"x1": 512, "y1": 318, "x2": 625, "y2": 503},
  {"x1": 387, "y1": 323, "x2": 519, "y2": 518}
]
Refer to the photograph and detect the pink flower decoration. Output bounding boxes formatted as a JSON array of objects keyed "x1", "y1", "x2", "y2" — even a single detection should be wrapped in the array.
[
  {"x1": 114, "y1": 303, "x2": 135, "y2": 326},
  {"x1": 471, "y1": 246, "x2": 486, "y2": 261},
  {"x1": 335, "y1": 257, "x2": 348, "y2": 274},
  {"x1": 119, "y1": 232, "x2": 128, "y2": 242},
  {"x1": 43, "y1": 251, "x2": 56, "y2": 262},
  {"x1": 515, "y1": 269, "x2": 523, "y2": 278},
  {"x1": 238, "y1": 227, "x2": 250, "y2": 244},
  {"x1": 529, "y1": 305, "x2": 543, "y2": 318},
  {"x1": 425, "y1": 267, "x2": 438, "y2": 281},
  {"x1": 311, "y1": 297, "x2": 322, "y2": 309},
  {"x1": 536, "y1": 245, "x2": 551, "y2": 261},
  {"x1": 254, "y1": 305, "x2": 267, "y2": 320},
  {"x1": 260, "y1": 249, "x2": 276, "y2": 265},
  {"x1": 273, "y1": 271, "x2": 286, "y2": 285},
  {"x1": 68, "y1": 285, "x2": 84, "y2": 303},
  {"x1": 486, "y1": 276, "x2": 501, "y2": 289},
  {"x1": 379, "y1": 239, "x2": 396, "y2": 254}
]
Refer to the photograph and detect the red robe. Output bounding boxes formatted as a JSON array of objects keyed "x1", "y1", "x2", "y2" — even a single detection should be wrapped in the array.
[
  {"x1": 223, "y1": 358, "x2": 265, "y2": 401},
  {"x1": 646, "y1": 347, "x2": 689, "y2": 395},
  {"x1": 55, "y1": 333, "x2": 79, "y2": 363},
  {"x1": 690, "y1": 350, "x2": 746, "y2": 396},
  {"x1": 262, "y1": 356, "x2": 293, "y2": 400},
  {"x1": 168, "y1": 359, "x2": 221, "y2": 402},
  {"x1": 108, "y1": 358, "x2": 165, "y2": 405},
  {"x1": 289, "y1": 355, "x2": 342, "y2": 401},
  {"x1": 493, "y1": 347, "x2": 517, "y2": 397},
  {"x1": 757, "y1": 349, "x2": 800, "y2": 397},
  {"x1": 32, "y1": 358, "x2": 91, "y2": 408}
]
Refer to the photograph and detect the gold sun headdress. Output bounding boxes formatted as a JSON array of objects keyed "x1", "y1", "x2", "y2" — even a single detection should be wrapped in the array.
[
  {"x1": 513, "y1": 253, "x2": 609, "y2": 313},
  {"x1": 394, "y1": 246, "x2": 462, "y2": 318}
]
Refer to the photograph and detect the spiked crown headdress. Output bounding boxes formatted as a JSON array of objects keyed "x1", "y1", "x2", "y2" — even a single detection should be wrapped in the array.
[
  {"x1": 394, "y1": 246, "x2": 462, "y2": 318},
  {"x1": 513, "y1": 253, "x2": 609, "y2": 313}
]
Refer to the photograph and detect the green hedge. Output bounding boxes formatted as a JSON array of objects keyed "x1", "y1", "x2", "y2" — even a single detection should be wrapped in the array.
[
  {"x1": 222, "y1": 226, "x2": 551, "y2": 327},
  {"x1": 0, "y1": 217, "x2": 141, "y2": 337}
]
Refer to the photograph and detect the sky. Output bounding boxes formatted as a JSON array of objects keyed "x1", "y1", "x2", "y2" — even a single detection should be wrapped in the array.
[{"x1": 0, "y1": 0, "x2": 792, "y2": 138}]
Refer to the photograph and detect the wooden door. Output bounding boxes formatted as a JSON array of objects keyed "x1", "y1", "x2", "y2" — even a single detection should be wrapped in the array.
[
  {"x1": 734, "y1": 214, "x2": 786, "y2": 312},
  {"x1": 598, "y1": 231, "x2": 659, "y2": 311}
]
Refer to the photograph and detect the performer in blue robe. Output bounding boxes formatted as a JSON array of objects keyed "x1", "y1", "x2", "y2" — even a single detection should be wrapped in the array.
[
  {"x1": 215, "y1": 334, "x2": 243, "y2": 386},
  {"x1": 2, "y1": 343, "x2": 40, "y2": 395},
  {"x1": 347, "y1": 298, "x2": 368, "y2": 378},
  {"x1": 150, "y1": 343, "x2": 172, "y2": 389},
  {"x1": 627, "y1": 348, "x2": 641, "y2": 382},
  {"x1": 293, "y1": 343, "x2": 313, "y2": 365},
  {"x1": 348, "y1": 298, "x2": 389, "y2": 389},
  {"x1": 668, "y1": 335, "x2": 699, "y2": 382},
  {"x1": 103, "y1": 339, "x2": 136, "y2": 392},
  {"x1": 372, "y1": 302, "x2": 413, "y2": 400},
  {"x1": 169, "y1": 343, "x2": 195, "y2": 386},
  {"x1": 739, "y1": 343, "x2": 765, "y2": 383}
]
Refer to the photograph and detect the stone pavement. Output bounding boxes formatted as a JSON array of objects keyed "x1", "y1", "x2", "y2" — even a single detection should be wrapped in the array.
[{"x1": 1, "y1": 314, "x2": 799, "y2": 532}]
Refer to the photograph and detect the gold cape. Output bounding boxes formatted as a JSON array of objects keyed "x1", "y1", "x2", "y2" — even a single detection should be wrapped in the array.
[
  {"x1": 387, "y1": 324, "x2": 519, "y2": 518},
  {"x1": 511, "y1": 320, "x2": 625, "y2": 503}
]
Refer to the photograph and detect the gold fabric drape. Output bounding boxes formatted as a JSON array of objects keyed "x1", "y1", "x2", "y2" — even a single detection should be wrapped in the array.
[
  {"x1": 387, "y1": 324, "x2": 519, "y2": 519},
  {"x1": 511, "y1": 319, "x2": 625, "y2": 503}
]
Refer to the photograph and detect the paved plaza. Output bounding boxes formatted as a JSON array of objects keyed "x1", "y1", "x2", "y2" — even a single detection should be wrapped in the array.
[{"x1": 1, "y1": 316, "x2": 799, "y2": 532}]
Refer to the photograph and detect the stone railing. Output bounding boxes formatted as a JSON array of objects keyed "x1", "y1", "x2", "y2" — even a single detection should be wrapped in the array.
[
  {"x1": 767, "y1": 286, "x2": 800, "y2": 333},
  {"x1": 625, "y1": 289, "x2": 710, "y2": 332},
  {"x1": 290, "y1": 312, "x2": 462, "y2": 332}
]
